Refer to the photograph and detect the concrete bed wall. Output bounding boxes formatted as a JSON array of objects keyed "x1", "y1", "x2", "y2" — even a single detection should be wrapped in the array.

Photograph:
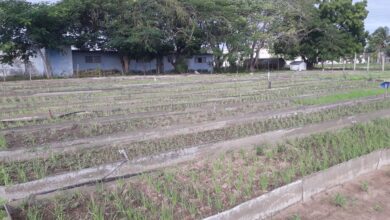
[{"x1": 205, "y1": 148, "x2": 390, "y2": 220}]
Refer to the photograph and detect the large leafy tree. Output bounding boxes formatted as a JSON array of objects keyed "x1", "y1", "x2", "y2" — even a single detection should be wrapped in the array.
[
  {"x1": 105, "y1": 0, "x2": 172, "y2": 73},
  {"x1": 273, "y1": 0, "x2": 368, "y2": 68},
  {"x1": 186, "y1": 0, "x2": 247, "y2": 70},
  {"x1": 61, "y1": 0, "x2": 202, "y2": 73},
  {"x1": 367, "y1": 27, "x2": 390, "y2": 63},
  {"x1": 58, "y1": 0, "x2": 113, "y2": 50},
  {"x1": 0, "y1": 0, "x2": 72, "y2": 78}
]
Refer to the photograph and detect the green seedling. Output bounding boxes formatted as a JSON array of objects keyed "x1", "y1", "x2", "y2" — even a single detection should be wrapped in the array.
[
  {"x1": 333, "y1": 193, "x2": 347, "y2": 208},
  {"x1": 290, "y1": 214, "x2": 301, "y2": 220},
  {"x1": 256, "y1": 146, "x2": 265, "y2": 156},
  {"x1": 0, "y1": 135, "x2": 7, "y2": 150},
  {"x1": 373, "y1": 204, "x2": 383, "y2": 212},
  {"x1": 360, "y1": 181, "x2": 369, "y2": 192}
]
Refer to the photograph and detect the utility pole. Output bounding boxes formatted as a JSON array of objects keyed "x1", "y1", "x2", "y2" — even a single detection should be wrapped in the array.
[
  {"x1": 367, "y1": 55, "x2": 370, "y2": 72},
  {"x1": 353, "y1": 53, "x2": 357, "y2": 71}
]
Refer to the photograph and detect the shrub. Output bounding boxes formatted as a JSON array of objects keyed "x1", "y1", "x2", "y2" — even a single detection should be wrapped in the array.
[{"x1": 256, "y1": 146, "x2": 265, "y2": 156}]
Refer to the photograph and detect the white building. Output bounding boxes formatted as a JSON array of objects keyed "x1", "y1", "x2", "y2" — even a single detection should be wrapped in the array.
[{"x1": 289, "y1": 61, "x2": 307, "y2": 71}]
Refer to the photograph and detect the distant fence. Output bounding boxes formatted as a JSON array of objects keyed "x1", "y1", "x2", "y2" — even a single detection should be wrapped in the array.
[{"x1": 320, "y1": 53, "x2": 390, "y2": 72}]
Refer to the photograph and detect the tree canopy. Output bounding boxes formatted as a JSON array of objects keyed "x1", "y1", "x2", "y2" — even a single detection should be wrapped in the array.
[
  {"x1": 0, "y1": 0, "x2": 72, "y2": 77},
  {"x1": 273, "y1": 0, "x2": 368, "y2": 68},
  {"x1": 367, "y1": 26, "x2": 390, "y2": 63},
  {"x1": 0, "y1": 0, "x2": 370, "y2": 74}
]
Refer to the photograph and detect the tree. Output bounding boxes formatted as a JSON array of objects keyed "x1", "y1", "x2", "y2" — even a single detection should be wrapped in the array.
[
  {"x1": 0, "y1": 0, "x2": 72, "y2": 78},
  {"x1": 273, "y1": 0, "x2": 368, "y2": 68},
  {"x1": 185, "y1": 0, "x2": 246, "y2": 71},
  {"x1": 367, "y1": 27, "x2": 390, "y2": 63},
  {"x1": 105, "y1": 0, "x2": 172, "y2": 74},
  {"x1": 62, "y1": 0, "x2": 202, "y2": 74},
  {"x1": 161, "y1": 0, "x2": 203, "y2": 73},
  {"x1": 58, "y1": 0, "x2": 112, "y2": 50}
]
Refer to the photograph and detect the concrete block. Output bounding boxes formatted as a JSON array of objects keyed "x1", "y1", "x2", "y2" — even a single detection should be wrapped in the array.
[
  {"x1": 302, "y1": 150, "x2": 382, "y2": 202},
  {"x1": 378, "y1": 149, "x2": 390, "y2": 168},
  {"x1": 204, "y1": 180, "x2": 303, "y2": 220}
]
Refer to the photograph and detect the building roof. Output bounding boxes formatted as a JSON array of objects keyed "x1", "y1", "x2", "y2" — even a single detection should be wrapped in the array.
[{"x1": 290, "y1": 61, "x2": 305, "y2": 65}]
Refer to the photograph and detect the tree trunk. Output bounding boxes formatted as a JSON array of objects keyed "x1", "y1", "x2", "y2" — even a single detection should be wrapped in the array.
[
  {"x1": 121, "y1": 55, "x2": 129, "y2": 74},
  {"x1": 156, "y1": 56, "x2": 164, "y2": 74},
  {"x1": 169, "y1": 54, "x2": 185, "y2": 74},
  {"x1": 249, "y1": 41, "x2": 257, "y2": 72},
  {"x1": 377, "y1": 51, "x2": 381, "y2": 64},
  {"x1": 251, "y1": 47, "x2": 261, "y2": 72},
  {"x1": 24, "y1": 61, "x2": 32, "y2": 80},
  {"x1": 37, "y1": 48, "x2": 52, "y2": 78}
]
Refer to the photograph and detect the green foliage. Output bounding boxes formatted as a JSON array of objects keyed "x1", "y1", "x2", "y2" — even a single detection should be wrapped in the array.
[
  {"x1": 0, "y1": 0, "x2": 73, "y2": 77},
  {"x1": 259, "y1": 176, "x2": 269, "y2": 191},
  {"x1": 290, "y1": 214, "x2": 301, "y2": 220},
  {"x1": 360, "y1": 181, "x2": 369, "y2": 192},
  {"x1": 256, "y1": 146, "x2": 265, "y2": 156},
  {"x1": 0, "y1": 0, "x2": 370, "y2": 73},
  {"x1": 274, "y1": 0, "x2": 368, "y2": 68},
  {"x1": 0, "y1": 135, "x2": 6, "y2": 150},
  {"x1": 174, "y1": 57, "x2": 189, "y2": 73},
  {"x1": 296, "y1": 89, "x2": 385, "y2": 105},
  {"x1": 373, "y1": 204, "x2": 383, "y2": 212},
  {"x1": 333, "y1": 193, "x2": 347, "y2": 207},
  {"x1": 88, "y1": 196, "x2": 105, "y2": 220},
  {"x1": 367, "y1": 27, "x2": 390, "y2": 56}
]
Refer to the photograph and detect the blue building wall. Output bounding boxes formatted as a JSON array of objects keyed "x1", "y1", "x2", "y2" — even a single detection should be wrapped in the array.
[
  {"x1": 72, "y1": 51, "x2": 123, "y2": 73},
  {"x1": 47, "y1": 48, "x2": 74, "y2": 77},
  {"x1": 163, "y1": 57, "x2": 175, "y2": 72},
  {"x1": 129, "y1": 59, "x2": 157, "y2": 73},
  {"x1": 187, "y1": 55, "x2": 214, "y2": 73},
  {"x1": 3, "y1": 48, "x2": 215, "y2": 77},
  {"x1": 71, "y1": 50, "x2": 214, "y2": 74}
]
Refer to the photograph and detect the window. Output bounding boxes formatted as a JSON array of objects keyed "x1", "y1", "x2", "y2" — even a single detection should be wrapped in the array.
[
  {"x1": 195, "y1": 57, "x2": 206, "y2": 64},
  {"x1": 85, "y1": 56, "x2": 101, "y2": 63}
]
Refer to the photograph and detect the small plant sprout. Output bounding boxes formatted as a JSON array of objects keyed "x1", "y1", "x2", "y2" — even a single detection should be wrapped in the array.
[
  {"x1": 0, "y1": 135, "x2": 6, "y2": 150},
  {"x1": 333, "y1": 193, "x2": 347, "y2": 208},
  {"x1": 259, "y1": 175, "x2": 269, "y2": 191},
  {"x1": 373, "y1": 204, "x2": 383, "y2": 212},
  {"x1": 256, "y1": 146, "x2": 265, "y2": 156},
  {"x1": 290, "y1": 214, "x2": 301, "y2": 220},
  {"x1": 360, "y1": 181, "x2": 369, "y2": 192}
]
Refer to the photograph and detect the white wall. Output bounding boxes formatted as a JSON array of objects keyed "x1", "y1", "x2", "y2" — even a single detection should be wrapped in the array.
[{"x1": 0, "y1": 51, "x2": 45, "y2": 77}]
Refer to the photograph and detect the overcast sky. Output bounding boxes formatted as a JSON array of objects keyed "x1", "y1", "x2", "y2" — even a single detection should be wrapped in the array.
[
  {"x1": 361, "y1": 0, "x2": 390, "y2": 33},
  {"x1": 27, "y1": 0, "x2": 389, "y2": 34}
]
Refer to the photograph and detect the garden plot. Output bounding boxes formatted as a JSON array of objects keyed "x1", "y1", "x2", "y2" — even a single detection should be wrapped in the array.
[
  {"x1": 1, "y1": 71, "x2": 390, "y2": 219},
  {"x1": 7, "y1": 118, "x2": 390, "y2": 219},
  {"x1": 2, "y1": 97, "x2": 390, "y2": 185},
  {"x1": 274, "y1": 165, "x2": 390, "y2": 220}
]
